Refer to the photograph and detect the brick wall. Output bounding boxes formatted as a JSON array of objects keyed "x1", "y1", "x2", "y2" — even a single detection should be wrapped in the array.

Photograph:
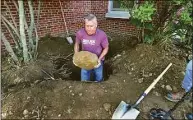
[
  {"x1": 1, "y1": 0, "x2": 143, "y2": 52},
  {"x1": 91, "y1": 1, "x2": 139, "y2": 37}
]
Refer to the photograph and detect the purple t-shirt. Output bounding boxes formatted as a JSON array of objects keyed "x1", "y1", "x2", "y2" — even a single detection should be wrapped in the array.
[{"x1": 76, "y1": 28, "x2": 109, "y2": 60}]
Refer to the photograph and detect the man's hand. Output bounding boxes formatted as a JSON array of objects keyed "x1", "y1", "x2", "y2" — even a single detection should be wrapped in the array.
[
  {"x1": 94, "y1": 60, "x2": 101, "y2": 68},
  {"x1": 73, "y1": 59, "x2": 78, "y2": 66},
  {"x1": 73, "y1": 52, "x2": 78, "y2": 66}
]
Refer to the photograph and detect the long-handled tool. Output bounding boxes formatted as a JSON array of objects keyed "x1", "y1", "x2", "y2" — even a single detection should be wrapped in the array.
[
  {"x1": 59, "y1": 0, "x2": 73, "y2": 44},
  {"x1": 112, "y1": 63, "x2": 173, "y2": 119},
  {"x1": 149, "y1": 87, "x2": 192, "y2": 120}
]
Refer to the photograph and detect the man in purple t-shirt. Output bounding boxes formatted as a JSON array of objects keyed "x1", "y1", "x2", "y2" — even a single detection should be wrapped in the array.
[{"x1": 73, "y1": 14, "x2": 109, "y2": 82}]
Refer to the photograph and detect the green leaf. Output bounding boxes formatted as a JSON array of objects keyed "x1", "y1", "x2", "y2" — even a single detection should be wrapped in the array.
[
  {"x1": 144, "y1": 34, "x2": 153, "y2": 44},
  {"x1": 145, "y1": 22, "x2": 153, "y2": 30},
  {"x1": 130, "y1": 18, "x2": 142, "y2": 28}
]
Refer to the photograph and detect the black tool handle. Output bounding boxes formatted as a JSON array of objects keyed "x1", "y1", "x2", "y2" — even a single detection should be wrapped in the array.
[{"x1": 164, "y1": 87, "x2": 193, "y2": 119}]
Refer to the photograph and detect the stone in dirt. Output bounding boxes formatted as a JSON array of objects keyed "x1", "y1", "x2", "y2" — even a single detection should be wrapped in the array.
[
  {"x1": 172, "y1": 86, "x2": 178, "y2": 92},
  {"x1": 103, "y1": 103, "x2": 111, "y2": 112},
  {"x1": 79, "y1": 93, "x2": 83, "y2": 96},
  {"x1": 161, "y1": 85, "x2": 165, "y2": 89},
  {"x1": 73, "y1": 51, "x2": 98, "y2": 70},
  {"x1": 153, "y1": 91, "x2": 161, "y2": 96},
  {"x1": 1, "y1": 113, "x2": 7, "y2": 119},
  {"x1": 23, "y1": 109, "x2": 29, "y2": 115},
  {"x1": 166, "y1": 85, "x2": 172, "y2": 91},
  {"x1": 138, "y1": 78, "x2": 144, "y2": 83}
]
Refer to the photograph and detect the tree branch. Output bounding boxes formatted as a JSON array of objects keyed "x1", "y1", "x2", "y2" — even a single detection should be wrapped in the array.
[
  {"x1": 4, "y1": 1, "x2": 18, "y2": 30},
  {"x1": 34, "y1": 0, "x2": 41, "y2": 59},
  {"x1": 12, "y1": 0, "x2": 19, "y2": 12},
  {"x1": 28, "y1": 0, "x2": 35, "y2": 52},
  {"x1": 37, "y1": 0, "x2": 41, "y2": 28},
  {"x1": 13, "y1": 0, "x2": 30, "y2": 39},
  {"x1": 18, "y1": 0, "x2": 29, "y2": 62},
  {"x1": 1, "y1": 15, "x2": 21, "y2": 40},
  {"x1": 1, "y1": 32, "x2": 19, "y2": 63},
  {"x1": 2, "y1": 19, "x2": 20, "y2": 49}
]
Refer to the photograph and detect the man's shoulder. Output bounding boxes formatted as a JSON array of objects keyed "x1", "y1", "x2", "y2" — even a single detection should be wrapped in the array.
[
  {"x1": 76, "y1": 28, "x2": 85, "y2": 37},
  {"x1": 97, "y1": 29, "x2": 107, "y2": 36},
  {"x1": 77, "y1": 28, "x2": 85, "y2": 34}
]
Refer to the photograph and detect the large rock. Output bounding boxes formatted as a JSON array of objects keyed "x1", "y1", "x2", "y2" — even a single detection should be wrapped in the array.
[{"x1": 73, "y1": 51, "x2": 98, "y2": 70}]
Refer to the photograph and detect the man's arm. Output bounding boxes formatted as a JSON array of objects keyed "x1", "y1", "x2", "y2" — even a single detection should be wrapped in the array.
[
  {"x1": 98, "y1": 46, "x2": 109, "y2": 61},
  {"x1": 74, "y1": 41, "x2": 80, "y2": 53},
  {"x1": 73, "y1": 41, "x2": 80, "y2": 66}
]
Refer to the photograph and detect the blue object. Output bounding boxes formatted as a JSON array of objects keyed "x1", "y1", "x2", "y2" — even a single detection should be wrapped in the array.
[
  {"x1": 185, "y1": 113, "x2": 193, "y2": 120},
  {"x1": 81, "y1": 61, "x2": 103, "y2": 82},
  {"x1": 182, "y1": 60, "x2": 192, "y2": 92}
]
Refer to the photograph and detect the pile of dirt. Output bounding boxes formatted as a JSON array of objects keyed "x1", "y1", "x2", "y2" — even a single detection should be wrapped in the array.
[
  {"x1": 112, "y1": 44, "x2": 186, "y2": 90},
  {"x1": 110, "y1": 44, "x2": 191, "y2": 119},
  {"x1": 1, "y1": 59, "x2": 54, "y2": 93},
  {"x1": 1, "y1": 36, "x2": 75, "y2": 94}
]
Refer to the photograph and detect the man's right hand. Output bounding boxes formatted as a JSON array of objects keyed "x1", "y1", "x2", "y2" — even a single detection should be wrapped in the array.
[
  {"x1": 73, "y1": 52, "x2": 78, "y2": 66},
  {"x1": 73, "y1": 59, "x2": 78, "y2": 66},
  {"x1": 94, "y1": 60, "x2": 101, "y2": 68}
]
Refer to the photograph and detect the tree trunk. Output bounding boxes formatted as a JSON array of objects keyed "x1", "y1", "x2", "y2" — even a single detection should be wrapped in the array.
[
  {"x1": 1, "y1": 33, "x2": 19, "y2": 63},
  {"x1": 18, "y1": 0, "x2": 29, "y2": 63},
  {"x1": 13, "y1": 0, "x2": 32, "y2": 52},
  {"x1": 28, "y1": 0, "x2": 35, "y2": 53},
  {"x1": 34, "y1": 0, "x2": 41, "y2": 59}
]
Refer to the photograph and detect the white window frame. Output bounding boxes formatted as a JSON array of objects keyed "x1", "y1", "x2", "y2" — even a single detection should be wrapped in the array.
[{"x1": 105, "y1": 0, "x2": 138, "y2": 19}]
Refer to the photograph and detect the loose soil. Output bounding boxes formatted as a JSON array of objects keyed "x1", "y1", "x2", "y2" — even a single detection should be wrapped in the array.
[{"x1": 1, "y1": 35, "x2": 192, "y2": 119}]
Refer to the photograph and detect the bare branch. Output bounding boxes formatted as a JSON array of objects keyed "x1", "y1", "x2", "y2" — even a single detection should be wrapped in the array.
[
  {"x1": 28, "y1": 0, "x2": 35, "y2": 52},
  {"x1": 34, "y1": 0, "x2": 41, "y2": 58},
  {"x1": 2, "y1": 19, "x2": 20, "y2": 49},
  {"x1": 4, "y1": 1, "x2": 18, "y2": 30},
  {"x1": 12, "y1": 0, "x2": 19, "y2": 12},
  {"x1": 37, "y1": 0, "x2": 41, "y2": 27},
  {"x1": 1, "y1": 32, "x2": 19, "y2": 63},
  {"x1": 41, "y1": 69, "x2": 55, "y2": 80},
  {"x1": 12, "y1": 0, "x2": 30, "y2": 41},
  {"x1": 13, "y1": 0, "x2": 29, "y2": 35},
  {"x1": 34, "y1": 24, "x2": 39, "y2": 58},
  {"x1": 1, "y1": 15, "x2": 20, "y2": 40}
]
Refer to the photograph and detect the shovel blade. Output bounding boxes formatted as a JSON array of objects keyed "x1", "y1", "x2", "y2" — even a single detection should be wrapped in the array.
[
  {"x1": 121, "y1": 108, "x2": 140, "y2": 119},
  {"x1": 66, "y1": 37, "x2": 73, "y2": 44},
  {"x1": 112, "y1": 101, "x2": 129, "y2": 119}
]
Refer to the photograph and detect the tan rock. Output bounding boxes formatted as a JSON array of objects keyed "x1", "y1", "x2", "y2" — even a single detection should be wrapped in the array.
[{"x1": 73, "y1": 51, "x2": 98, "y2": 70}]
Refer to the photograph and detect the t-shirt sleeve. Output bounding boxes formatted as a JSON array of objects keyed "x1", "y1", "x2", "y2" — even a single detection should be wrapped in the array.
[
  {"x1": 75, "y1": 31, "x2": 81, "y2": 44},
  {"x1": 101, "y1": 33, "x2": 109, "y2": 48}
]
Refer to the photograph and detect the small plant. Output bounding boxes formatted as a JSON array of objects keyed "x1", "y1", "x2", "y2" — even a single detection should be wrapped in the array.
[
  {"x1": 119, "y1": 0, "x2": 192, "y2": 49},
  {"x1": 157, "y1": 1, "x2": 192, "y2": 49},
  {"x1": 1, "y1": 0, "x2": 41, "y2": 65},
  {"x1": 130, "y1": 1, "x2": 156, "y2": 44}
]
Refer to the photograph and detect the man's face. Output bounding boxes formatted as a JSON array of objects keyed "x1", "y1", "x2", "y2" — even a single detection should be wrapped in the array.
[{"x1": 85, "y1": 19, "x2": 97, "y2": 35}]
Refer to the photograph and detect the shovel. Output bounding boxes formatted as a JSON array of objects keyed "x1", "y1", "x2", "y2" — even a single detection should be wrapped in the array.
[
  {"x1": 59, "y1": 0, "x2": 73, "y2": 45},
  {"x1": 112, "y1": 63, "x2": 172, "y2": 119}
]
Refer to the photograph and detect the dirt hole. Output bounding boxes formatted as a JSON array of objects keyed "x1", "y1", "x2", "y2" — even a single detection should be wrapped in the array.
[{"x1": 52, "y1": 55, "x2": 113, "y2": 81}]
